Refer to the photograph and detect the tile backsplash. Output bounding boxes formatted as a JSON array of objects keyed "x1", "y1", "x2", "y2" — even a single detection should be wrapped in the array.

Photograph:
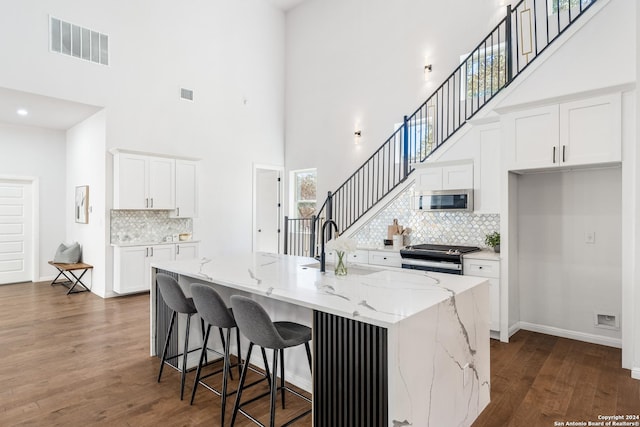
[
  {"x1": 351, "y1": 183, "x2": 500, "y2": 248},
  {"x1": 110, "y1": 210, "x2": 192, "y2": 244}
]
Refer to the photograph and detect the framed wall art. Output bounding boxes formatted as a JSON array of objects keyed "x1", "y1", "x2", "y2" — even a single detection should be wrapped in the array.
[{"x1": 75, "y1": 185, "x2": 89, "y2": 224}]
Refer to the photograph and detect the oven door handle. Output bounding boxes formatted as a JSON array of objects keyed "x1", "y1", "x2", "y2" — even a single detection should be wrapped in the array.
[{"x1": 400, "y1": 258, "x2": 462, "y2": 271}]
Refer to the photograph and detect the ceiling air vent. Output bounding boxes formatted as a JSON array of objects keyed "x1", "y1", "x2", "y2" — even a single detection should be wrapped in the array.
[
  {"x1": 50, "y1": 16, "x2": 109, "y2": 66},
  {"x1": 180, "y1": 88, "x2": 194, "y2": 101}
]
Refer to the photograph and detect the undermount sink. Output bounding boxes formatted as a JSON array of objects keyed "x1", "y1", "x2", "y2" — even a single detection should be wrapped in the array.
[{"x1": 300, "y1": 262, "x2": 382, "y2": 276}]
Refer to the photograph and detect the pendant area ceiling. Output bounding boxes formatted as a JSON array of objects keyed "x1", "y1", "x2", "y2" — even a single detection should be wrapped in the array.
[{"x1": 0, "y1": 87, "x2": 102, "y2": 131}]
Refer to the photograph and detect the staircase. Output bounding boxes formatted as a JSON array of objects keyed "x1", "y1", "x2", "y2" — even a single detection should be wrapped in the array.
[{"x1": 284, "y1": 0, "x2": 598, "y2": 257}]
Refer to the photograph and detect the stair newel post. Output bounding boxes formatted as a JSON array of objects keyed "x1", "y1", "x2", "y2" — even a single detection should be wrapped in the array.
[
  {"x1": 309, "y1": 215, "x2": 317, "y2": 258},
  {"x1": 403, "y1": 115, "x2": 410, "y2": 177},
  {"x1": 322, "y1": 191, "x2": 333, "y2": 231},
  {"x1": 505, "y1": 4, "x2": 513, "y2": 83},
  {"x1": 283, "y1": 216, "x2": 289, "y2": 255}
]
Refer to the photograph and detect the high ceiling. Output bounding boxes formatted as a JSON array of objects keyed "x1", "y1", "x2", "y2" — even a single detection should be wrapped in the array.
[{"x1": 0, "y1": 1, "x2": 308, "y2": 131}]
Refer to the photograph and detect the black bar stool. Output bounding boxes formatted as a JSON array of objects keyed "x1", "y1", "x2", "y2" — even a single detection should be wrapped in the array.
[
  {"x1": 230, "y1": 295, "x2": 312, "y2": 427},
  {"x1": 156, "y1": 273, "x2": 204, "y2": 400},
  {"x1": 189, "y1": 284, "x2": 272, "y2": 426}
]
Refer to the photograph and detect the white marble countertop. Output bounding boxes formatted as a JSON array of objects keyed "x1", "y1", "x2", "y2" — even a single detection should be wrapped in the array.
[
  {"x1": 151, "y1": 252, "x2": 487, "y2": 328},
  {"x1": 356, "y1": 245, "x2": 400, "y2": 252},
  {"x1": 463, "y1": 249, "x2": 501, "y2": 261},
  {"x1": 111, "y1": 240, "x2": 200, "y2": 247}
]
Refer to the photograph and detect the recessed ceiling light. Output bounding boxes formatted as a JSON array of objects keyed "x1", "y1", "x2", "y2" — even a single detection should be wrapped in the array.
[{"x1": 16, "y1": 108, "x2": 28, "y2": 116}]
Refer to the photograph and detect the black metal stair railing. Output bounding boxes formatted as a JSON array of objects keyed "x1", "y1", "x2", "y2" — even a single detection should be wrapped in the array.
[{"x1": 285, "y1": 0, "x2": 597, "y2": 257}]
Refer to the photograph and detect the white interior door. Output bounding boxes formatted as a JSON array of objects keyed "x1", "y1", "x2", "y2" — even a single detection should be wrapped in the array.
[
  {"x1": 0, "y1": 180, "x2": 33, "y2": 284},
  {"x1": 254, "y1": 167, "x2": 281, "y2": 254}
]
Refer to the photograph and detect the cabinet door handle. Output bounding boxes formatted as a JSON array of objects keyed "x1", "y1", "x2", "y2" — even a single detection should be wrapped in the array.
[
  {"x1": 151, "y1": 247, "x2": 154, "y2": 257},
  {"x1": 150, "y1": 198, "x2": 154, "y2": 208},
  {"x1": 145, "y1": 198, "x2": 148, "y2": 208},
  {"x1": 176, "y1": 207, "x2": 180, "y2": 217},
  {"x1": 176, "y1": 245, "x2": 180, "y2": 255},
  {"x1": 552, "y1": 146, "x2": 556, "y2": 164},
  {"x1": 562, "y1": 145, "x2": 566, "y2": 163},
  {"x1": 145, "y1": 247, "x2": 149, "y2": 257}
]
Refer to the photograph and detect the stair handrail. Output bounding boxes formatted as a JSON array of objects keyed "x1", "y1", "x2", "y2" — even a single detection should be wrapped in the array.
[{"x1": 301, "y1": 0, "x2": 598, "y2": 255}]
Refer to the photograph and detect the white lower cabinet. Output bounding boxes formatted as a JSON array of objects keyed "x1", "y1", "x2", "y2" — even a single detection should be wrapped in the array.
[
  {"x1": 463, "y1": 257, "x2": 500, "y2": 332},
  {"x1": 368, "y1": 250, "x2": 402, "y2": 268},
  {"x1": 114, "y1": 243, "x2": 200, "y2": 294},
  {"x1": 348, "y1": 249, "x2": 369, "y2": 264},
  {"x1": 175, "y1": 242, "x2": 199, "y2": 260}
]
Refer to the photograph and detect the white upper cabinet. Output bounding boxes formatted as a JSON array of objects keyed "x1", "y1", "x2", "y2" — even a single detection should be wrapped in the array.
[
  {"x1": 504, "y1": 93, "x2": 621, "y2": 172},
  {"x1": 559, "y1": 94, "x2": 622, "y2": 167},
  {"x1": 114, "y1": 152, "x2": 175, "y2": 209},
  {"x1": 147, "y1": 157, "x2": 175, "y2": 209},
  {"x1": 171, "y1": 160, "x2": 198, "y2": 218},
  {"x1": 414, "y1": 160, "x2": 473, "y2": 192},
  {"x1": 504, "y1": 105, "x2": 559, "y2": 170},
  {"x1": 114, "y1": 154, "x2": 147, "y2": 209}
]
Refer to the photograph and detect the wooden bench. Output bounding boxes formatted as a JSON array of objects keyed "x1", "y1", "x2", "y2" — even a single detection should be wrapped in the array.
[{"x1": 48, "y1": 261, "x2": 93, "y2": 294}]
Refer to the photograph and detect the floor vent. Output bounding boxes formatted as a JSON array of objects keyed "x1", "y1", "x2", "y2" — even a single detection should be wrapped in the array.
[
  {"x1": 49, "y1": 16, "x2": 109, "y2": 66},
  {"x1": 594, "y1": 311, "x2": 620, "y2": 330},
  {"x1": 180, "y1": 88, "x2": 194, "y2": 101}
]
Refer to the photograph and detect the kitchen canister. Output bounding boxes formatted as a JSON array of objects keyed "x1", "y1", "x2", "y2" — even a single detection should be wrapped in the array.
[{"x1": 392, "y1": 234, "x2": 403, "y2": 250}]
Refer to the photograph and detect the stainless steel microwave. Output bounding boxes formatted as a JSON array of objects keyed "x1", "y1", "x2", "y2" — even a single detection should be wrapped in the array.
[{"x1": 413, "y1": 189, "x2": 473, "y2": 212}]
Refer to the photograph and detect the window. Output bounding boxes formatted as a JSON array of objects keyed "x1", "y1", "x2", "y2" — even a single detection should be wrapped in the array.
[
  {"x1": 460, "y1": 43, "x2": 507, "y2": 101},
  {"x1": 394, "y1": 114, "x2": 436, "y2": 164},
  {"x1": 291, "y1": 169, "x2": 316, "y2": 218},
  {"x1": 548, "y1": 0, "x2": 592, "y2": 14}
]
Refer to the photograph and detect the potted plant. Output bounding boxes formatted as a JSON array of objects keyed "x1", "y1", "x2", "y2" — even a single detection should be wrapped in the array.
[{"x1": 485, "y1": 231, "x2": 500, "y2": 253}]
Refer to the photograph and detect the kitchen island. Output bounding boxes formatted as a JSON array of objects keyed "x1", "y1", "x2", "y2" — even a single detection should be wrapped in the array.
[{"x1": 150, "y1": 253, "x2": 489, "y2": 427}]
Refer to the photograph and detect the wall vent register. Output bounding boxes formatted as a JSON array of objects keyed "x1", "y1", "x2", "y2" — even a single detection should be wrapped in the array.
[
  {"x1": 180, "y1": 88, "x2": 194, "y2": 101},
  {"x1": 49, "y1": 16, "x2": 109, "y2": 66}
]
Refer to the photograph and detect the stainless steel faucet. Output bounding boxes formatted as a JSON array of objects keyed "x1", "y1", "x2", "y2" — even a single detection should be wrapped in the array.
[{"x1": 320, "y1": 219, "x2": 339, "y2": 273}]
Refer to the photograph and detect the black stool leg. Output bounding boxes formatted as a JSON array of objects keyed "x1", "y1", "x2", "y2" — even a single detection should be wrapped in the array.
[
  {"x1": 231, "y1": 342, "x2": 254, "y2": 427},
  {"x1": 180, "y1": 314, "x2": 192, "y2": 400},
  {"x1": 201, "y1": 317, "x2": 208, "y2": 365},
  {"x1": 261, "y1": 347, "x2": 272, "y2": 388},
  {"x1": 280, "y1": 349, "x2": 286, "y2": 409},
  {"x1": 158, "y1": 311, "x2": 176, "y2": 382},
  {"x1": 269, "y1": 349, "x2": 279, "y2": 427},
  {"x1": 305, "y1": 342, "x2": 312, "y2": 373},
  {"x1": 236, "y1": 327, "x2": 243, "y2": 377},
  {"x1": 218, "y1": 327, "x2": 233, "y2": 380},
  {"x1": 190, "y1": 324, "x2": 211, "y2": 405},
  {"x1": 221, "y1": 327, "x2": 232, "y2": 426}
]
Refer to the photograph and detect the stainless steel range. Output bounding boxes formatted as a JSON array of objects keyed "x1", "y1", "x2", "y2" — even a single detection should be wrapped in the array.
[{"x1": 400, "y1": 243, "x2": 480, "y2": 274}]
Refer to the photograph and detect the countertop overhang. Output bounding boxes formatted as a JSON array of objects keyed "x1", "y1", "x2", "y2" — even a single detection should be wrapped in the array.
[{"x1": 151, "y1": 252, "x2": 488, "y2": 328}]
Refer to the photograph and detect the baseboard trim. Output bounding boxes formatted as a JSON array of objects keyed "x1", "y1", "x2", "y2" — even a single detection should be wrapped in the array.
[
  {"x1": 632, "y1": 368, "x2": 640, "y2": 380},
  {"x1": 518, "y1": 321, "x2": 622, "y2": 348},
  {"x1": 508, "y1": 322, "x2": 521, "y2": 338}
]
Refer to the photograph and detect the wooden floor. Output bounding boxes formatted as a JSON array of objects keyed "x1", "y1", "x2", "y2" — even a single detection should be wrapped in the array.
[{"x1": 0, "y1": 281, "x2": 638, "y2": 426}]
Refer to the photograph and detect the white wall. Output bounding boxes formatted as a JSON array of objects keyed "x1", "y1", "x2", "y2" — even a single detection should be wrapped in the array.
[
  {"x1": 633, "y1": 0, "x2": 640, "y2": 379},
  {"x1": 0, "y1": 0, "x2": 286, "y2": 291},
  {"x1": 517, "y1": 168, "x2": 622, "y2": 344},
  {"x1": 0, "y1": 123, "x2": 66, "y2": 279},
  {"x1": 66, "y1": 110, "x2": 107, "y2": 296},
  {"x1": 284, "y1": 0, "x2": 510, "y2": 204}
]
